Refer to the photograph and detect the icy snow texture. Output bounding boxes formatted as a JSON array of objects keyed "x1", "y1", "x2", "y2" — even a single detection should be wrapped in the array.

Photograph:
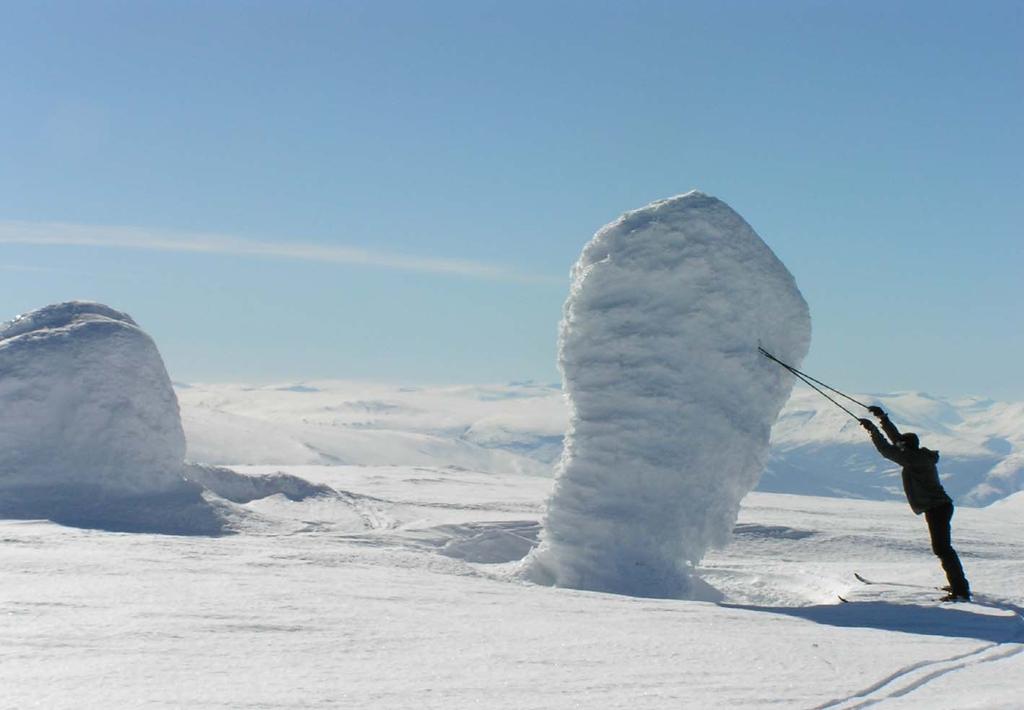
[
  {"x1": 524, "y1": 191, "x2": 811, "y2": 598},
  {"x1": 0, "y1": 302, "x2": 220, "y2": 533}
]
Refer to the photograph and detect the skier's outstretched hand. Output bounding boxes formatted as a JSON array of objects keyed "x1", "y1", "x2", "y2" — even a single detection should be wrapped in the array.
[
  {"x1": 859, "y1": 418, "x2": 876, "y2": 431},
  {"x1": 868, "y1": 406, "x2": 887, "y2": 418}
]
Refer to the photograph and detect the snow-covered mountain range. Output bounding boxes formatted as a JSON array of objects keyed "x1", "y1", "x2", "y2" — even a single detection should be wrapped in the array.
[
  {"x1": 764, "y1": 387, "x2": 1024, "y2": 506},
  {"x1": 177, "y1": 380, "x2": 1024, "y2": 507}
]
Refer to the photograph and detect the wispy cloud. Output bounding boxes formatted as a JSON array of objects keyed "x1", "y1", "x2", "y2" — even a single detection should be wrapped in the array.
[
  {"x1": 0, "y1": 220, "x2": 558, "y2": 283},
  {"x1": 0, "y1": 263, "x2": 72, "y2": 274},
  {"x1": 0, "y1": 260, "x2": 61, "y2": 270}
]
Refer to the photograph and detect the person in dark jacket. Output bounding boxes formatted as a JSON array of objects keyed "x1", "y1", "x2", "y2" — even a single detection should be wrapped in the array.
[{"x1": 859, "y1": 406, "x2": 971, "y2": 601}]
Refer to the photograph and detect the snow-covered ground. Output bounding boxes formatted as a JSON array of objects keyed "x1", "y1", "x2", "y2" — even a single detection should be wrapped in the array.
[{"x1": 3, "y1": 464, "x2": 1022, "y2": 708}]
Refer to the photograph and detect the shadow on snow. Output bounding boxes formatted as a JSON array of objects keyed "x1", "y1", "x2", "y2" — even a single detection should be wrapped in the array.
[{"x1": 722, "y1": 600, "x2": 1024, "y2": 644}]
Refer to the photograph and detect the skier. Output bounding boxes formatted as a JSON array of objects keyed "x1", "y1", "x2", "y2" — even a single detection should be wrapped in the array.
[{"x1": 859, "y1": 406, "x2": 971, "y2": 601}]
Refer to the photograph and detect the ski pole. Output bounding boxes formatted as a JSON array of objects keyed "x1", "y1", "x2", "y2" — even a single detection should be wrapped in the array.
[
  {"x1": 757, "y1": 346, "x2": 865, "y2": 421},
  {"x1": 757, "y1": 346, "x2": 871, "y2": 410}
]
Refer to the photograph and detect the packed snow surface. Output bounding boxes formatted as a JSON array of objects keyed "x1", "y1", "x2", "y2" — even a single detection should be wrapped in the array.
[
  {"x1": 3, "y1": 466, "x2": 1022, "y2": 709},
  {"x1": 524, "y1": 192, "x2": 811, "y2": 598}
]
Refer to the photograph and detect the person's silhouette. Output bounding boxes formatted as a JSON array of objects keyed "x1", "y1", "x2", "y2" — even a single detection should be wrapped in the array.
[{"x1": 859, "y1": 406, "x2": 970, "y2": 601}]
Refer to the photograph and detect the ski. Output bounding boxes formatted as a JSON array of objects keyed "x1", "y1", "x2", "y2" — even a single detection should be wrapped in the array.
[
  {"x1": 854, "y1": 572, "x2": 939, "y2": 590},
  {"x1": 853, "y1": 573, "x2": 969, "y2": 603},
  {"x1": 854, "y1": 572, "x2": 929, "y2": 588}
]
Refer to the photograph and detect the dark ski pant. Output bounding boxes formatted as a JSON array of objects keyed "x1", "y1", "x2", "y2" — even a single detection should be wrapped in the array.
[{"x1": 924, "y1": 502, "x2": 969, "y2": 597}]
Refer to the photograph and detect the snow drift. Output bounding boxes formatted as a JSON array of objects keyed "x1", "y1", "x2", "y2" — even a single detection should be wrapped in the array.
[
  {"x1": 523, "y1": 191, "x2": 811, "y2": 598},
  {"x1": 0, "y1": 302, "x2": 222, "y2": 533}
]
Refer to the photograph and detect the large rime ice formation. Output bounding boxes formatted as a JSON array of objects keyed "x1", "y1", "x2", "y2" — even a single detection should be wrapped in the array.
[
  {"x1": 0, "y1": 302, "x2": 221, "y2": 533},
  {"x1": 523, "y1": 192, "x2": 811, "y2": 599}
]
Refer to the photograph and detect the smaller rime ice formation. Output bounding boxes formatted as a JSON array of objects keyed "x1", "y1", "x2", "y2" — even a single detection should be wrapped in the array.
[
  {"x1": 523, "y1": 192, "x2": 811, "y2": 599},
  {"x1": 0, "y1": 302, "x2": 222, "y2": 533}
]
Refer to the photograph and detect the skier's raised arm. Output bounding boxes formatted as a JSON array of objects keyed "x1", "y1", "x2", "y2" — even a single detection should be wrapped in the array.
[
  {"x1": 859, "y1": 417, "x2": 906, "y2": 464},
  {"x1": 868, "y1": 405, "x2": 902, "y2": 446}
]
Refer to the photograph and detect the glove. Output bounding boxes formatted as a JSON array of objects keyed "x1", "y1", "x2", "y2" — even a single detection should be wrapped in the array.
[
  {"x1": 859, "y1": 418, "x2": 876, "y2": 430},
  {"x1": 868, "y1": 406, "x2": 887, "y2": 418}
]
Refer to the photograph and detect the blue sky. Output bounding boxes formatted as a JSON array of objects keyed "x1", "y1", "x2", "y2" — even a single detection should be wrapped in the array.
[{"x1": 1, "y1": 1, "x2": 1021, "y2": 398}]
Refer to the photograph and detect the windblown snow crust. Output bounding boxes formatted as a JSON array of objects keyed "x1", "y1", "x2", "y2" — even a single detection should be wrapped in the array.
[
  {"x1": 523, "y1": 191, "x2": 811, "y2": 598},
  {"x1": 0, "y1": 302, "x2": 221, "y2": 533}
]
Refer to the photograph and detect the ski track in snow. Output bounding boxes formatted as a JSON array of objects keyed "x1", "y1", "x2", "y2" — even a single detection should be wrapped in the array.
[
  {"x1": 813, "y1": 576, "x2": 1024, "y2": 708},
  {"x1": 815, "y1": 637, "x2": 1024, "y2": 709}
]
